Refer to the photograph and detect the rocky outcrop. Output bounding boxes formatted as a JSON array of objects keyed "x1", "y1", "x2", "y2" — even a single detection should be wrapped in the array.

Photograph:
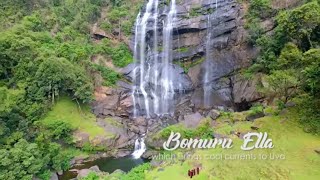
[
  {"x1": 271, "y1": 0, "x2": 303, "y2": 10},
  {"x1": 77, "y1": 166, "x2": 101, "y2": 179},
  {"x1": 180, "y1": 0, "x2": 263, "y2": 109},
  {"x1": 88, "y1": 0, "x2": 267, "y2": 157},
  {"x1": 182, "y1": 112, "x2": 204, "y2": 128},
  {"x1": 92, "y1": 82, "x2": 133, "y2": 118},
  {"x1": 208, "y1": 109, "x2": 221, "y2": 120},
  {"x1": 123, "y1": 0, "x2": 263, "y2": 112},
  {"x1": 91, "y1": 23, "x2": 113, "y2": 40}
]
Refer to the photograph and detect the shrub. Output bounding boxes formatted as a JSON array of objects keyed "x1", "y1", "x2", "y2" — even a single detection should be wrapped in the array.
[
  {"x1": 295, "y1": 95, "x2": 320, "y2": 134},
  {"x1": 246, "y1": 18, "x2": 264, "y2": 45},
  {"x1": 81, "y1": 142, "x2": 106, "y2": 152},
  {"x1": 249, "y1": 104, "x2": 264, "y2": 116},
  {"x1": 100, "y1": 21, "x2": 113, "y2": 33},
  {"x1": 248, "y1": 0, "x2": 273, "y2": 19},
  {"x1": 81, "y1": 172, "x2": 100, "y2": 180},
  {"x1": 43, "y1": 120, "x2": 74, "y2": 142},
  {"x1": 122, "y1": 163, "x2": 151, "y2": 180},
  {"x1": 159, "y1": 119, "x2": 214, "y2": 139},
  {"x1": 194, "y1": 120, "x2": 214, "y2": 139},
  {"x1": 111, "y1": 43, "x2": 133, "y2": 67},
  {"x1": 92, "y1": 64, "x2": 120, "y2": 86},
  {"x1": 264, "y1": 69, "x2": 300, "y2": 104}
]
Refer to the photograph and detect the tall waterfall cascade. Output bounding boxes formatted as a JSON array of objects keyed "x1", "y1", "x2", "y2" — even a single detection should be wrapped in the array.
[
  {"x1": 203, "y1": 0, "x2": 218, "y2": 108},
  {"x1": 131, "y1": 136, "x2": 147, "y2": 159},
  {"x1": 132, "y1": 0, "x2": 178, "y2": 118}
]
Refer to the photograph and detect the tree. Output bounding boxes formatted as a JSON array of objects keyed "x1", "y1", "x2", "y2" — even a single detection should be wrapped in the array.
[
  {"x1": 41, "y1": 120, "x2": 74, "y2": 143},
  {"x1": 277, "y1": 43, "x2": 303, "y2": 69},
  {"x1": 276, "y1": 1, "x2": 320, "y2": 50},
  {"x1": 248, "y1": 0, "x2": 273, "y2": 19},
  {"x1": 110, "y1": 0, "x2": 123, "y2": 7},
  {"x1": 32, "y1": 57, "x2": 93, "y2": 104},
  {"x1": 265, "y1": 70, "x2": 300, "y2": 104},
  {"x1": 302, "y1": 49, "x2": 320, "y2": 96},
  {"x1": 0, "y1": 87, "x2": 26, "y2": 134},
  {"x1": 0, "y1": 139, "x2": 48, "y2": 180}
]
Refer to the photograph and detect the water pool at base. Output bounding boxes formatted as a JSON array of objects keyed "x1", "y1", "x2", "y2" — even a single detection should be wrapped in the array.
[{"x1": 59, "y1": 156, "x2": 147, "y2": 180}]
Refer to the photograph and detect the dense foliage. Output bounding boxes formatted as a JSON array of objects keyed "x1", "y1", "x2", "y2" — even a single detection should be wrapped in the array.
[
  {"x1": 80, "y1": 163, "x2": 151, "y2": 180},
  {"x1": 0, "y1": 0, "x2": 137, "y2": 179},
  {"x1": 246, "y1": 0, "x2": 320, "y2": 134},
  {"x1": 1, "y1": 0, "x2": 320, "y2": 179}
]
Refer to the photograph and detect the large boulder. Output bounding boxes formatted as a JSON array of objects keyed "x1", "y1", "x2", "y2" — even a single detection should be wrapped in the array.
[
  {"x1": 134, "y1": 117, "x2": 147, "y2": 126},
  {"x1": 232, "y1": 74, "x2": 264, "y2": 109},
  {"x1": 246, "y1": 112, "x2": 265, "y2": 121},
  {"x1": 208, "y1": 109, "x2": 221, "y2": 120},
  {"x1": 74, "y1": 132, "x2": 90, "y2": 147},
  {"x1": 77, "y1": 166, "x2": 101, "y2": 179},
  {"x1": 182, "y1": 112, "x2": 204, "y2": 128},
  {"x1": 91, "y1": 135, "x2": 116, "y2": 148}
]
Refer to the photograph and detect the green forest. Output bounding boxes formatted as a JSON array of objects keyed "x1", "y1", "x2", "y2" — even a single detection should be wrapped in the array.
[
  {"x1": 0, "y1": 0, "x2": 319, "y2": 180},
  {"x1": 0, "y1": 0, "x2": 140, "y2": 179}
]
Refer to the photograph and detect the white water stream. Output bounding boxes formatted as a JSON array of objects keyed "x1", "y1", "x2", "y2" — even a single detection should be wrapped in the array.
[
  {"x1": 203, "y1": 0, "x2": 215, "y2": 108},
  {"x1": 132, "y1": 0, "x2": 177, "y2": 118},
  {"x1": 131, "y1": 136, "x2": 147, "y2": 159}
]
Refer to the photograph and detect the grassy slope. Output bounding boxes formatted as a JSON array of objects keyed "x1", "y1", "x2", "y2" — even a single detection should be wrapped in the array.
[
  {"x1": 42, "y1": 96, "x2": 109, "y2": 139},
  {"x1": 146, "y1": 108, "x2": 320, "y2": 180}
]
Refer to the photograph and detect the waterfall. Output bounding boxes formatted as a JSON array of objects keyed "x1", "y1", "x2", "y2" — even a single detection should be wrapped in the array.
[
  {"x1": 152, "y1": 0, "x2": 160, "y2": 115},
  {"x1": 203, "y1": 0, "x2": 216, "y2": 108},
  {"x1": 131, "y1": 136, "x2": 147, "y2": 159},
  {"x1": 161, "y1": 0, "x2": 176, "y2": 115},
  {"x1": 132, "y1": 12, "x2": 140, "y2": 118},
  {"x1": 132, "y1": 0, "x2": 177, "y2": 117}
]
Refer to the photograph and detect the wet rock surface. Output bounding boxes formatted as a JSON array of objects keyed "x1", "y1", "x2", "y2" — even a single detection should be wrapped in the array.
[
  {"x1": 88, "y1": 0, "x2": 267, "y2": 158},
  {"x1": 125, "y1": 0, "x2": 263, "y2": 112}
]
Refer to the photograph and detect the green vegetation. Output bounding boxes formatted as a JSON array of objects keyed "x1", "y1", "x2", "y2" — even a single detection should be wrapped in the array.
[
  {"x1": 248, "y1": 104, "x2": 264, "y2": 116},
  {"x1": 188, "y1": 6, "x2": 215, "y2": 18},
  {"x1": 145, "y1": 108, "x2": 320, "y2": 179},
  {"x1": 99, "y1": 0, "x2": 143, "y2": 36},
  {"x1": 264, "y1": 69, "x2": 300, "y2": 104},
  {"x1": 189, "y1": 7, "x2": 202, "y2": 17},
  {"x1": 0, "y1": 137, "x2": 75, "y2": 180},
  {"x1": 247, "y1": 0, "x2": 273, "y2": 19},
  {"x1": 80, "y1": 163, "x2": 151, "y2": 180},
  {"x1": 95, "y1": 39, "x2": 133, "y2": 68},
  {"x1": 245, "y1": 0, "x2": 320, "y2": 134},
  {"x1": 123, "y1": 163, "x2": 151, "y2": 180},
  {"x1": 175, "y1": 57, "x2": 205, "y2": 73},
  {"x1": 0, "y1": 0, "x2": 140, "y2": 178},
  {"x1": 111, "y1": 43, "x2": 134, "y2": 67},
  {"x1": 175, "y1": 47, "x2": 189, "y2": 53},
  {"x1": 159, "y1": 119, "x2": 214, "y2": 139},
  {"x1": 93, "y1": 64, "x2": 120, "y2": 86},
  {"x1": 42, "y1": 96, "x2": 107, "y2": 139},
  {"x1": 81, "y1": 172, "x2": 100, "y2": 180},
  {"x1": 1, "y1": 0, "x2": 320, "y2": 179},
  {"x1": 245, "y1": 0, "x2": 273, "y2": 45},
  {"x1": 81, "y1": 142, "x2": 107, "y2": 152},
  {"x1": 41, "y1": 120, "x2": 74, "y2": 143}
]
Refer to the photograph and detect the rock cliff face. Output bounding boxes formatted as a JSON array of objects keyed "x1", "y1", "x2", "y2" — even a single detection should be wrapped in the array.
[
  {"x1": 173, "y1": 0, "x2": 261, "y2": 110},
  {"x1": 124, "y1": 0, "x2": 262, "y2": 112},
  {"x1": 93, "y1": 0, "x2": 264, "y2": 126},
  {"x1": 91, "y1": 0, "x2": 265, "y2": 154}
]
